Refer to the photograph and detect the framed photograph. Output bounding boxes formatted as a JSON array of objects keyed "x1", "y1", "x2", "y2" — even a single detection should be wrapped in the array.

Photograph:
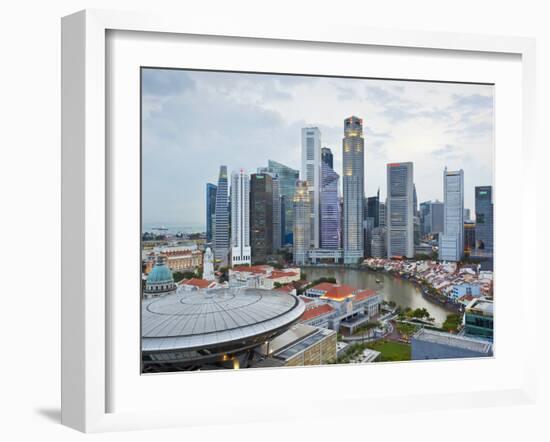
[{"x1": 61, "y1": 9, "x2": 537, "y2": 432}]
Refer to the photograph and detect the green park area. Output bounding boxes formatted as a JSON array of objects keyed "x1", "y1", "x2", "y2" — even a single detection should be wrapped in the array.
[{"x1": 366, "y1": 340, "x2": 411, "y2": 362}]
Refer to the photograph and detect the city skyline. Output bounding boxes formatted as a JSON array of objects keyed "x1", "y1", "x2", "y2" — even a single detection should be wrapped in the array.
[{"x1": 142, "y1": 69, "x2": 494, "y2": 227}]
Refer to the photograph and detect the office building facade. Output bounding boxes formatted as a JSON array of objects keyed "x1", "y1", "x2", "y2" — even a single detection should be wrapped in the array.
[
  {"x1": 267, "y1": 160, "x2": 299, "y2": 245},
  {"x1": 257, "y1": 167, "x2": 282, "y2": 252},
  {"x1": 231, "y1": 169, "x2": 251, "y2": 266},
  {"x1": 475, "y1": 186, "x2": 493, "y2": 253},
  {"x1": 271, "y1": 175, "x2": 282, "y2": 251},
  {"x1": 439, "y1": 168, "x2": 464, "y2": 262},
  {"x1": 386, "y1": 162, "x2": 414, "y2": 258},
  {"x1": 206, "y1": 183, "x2": 217, "y2": 242},
  {"x1": 293, "y1": 180, "x2": 311, "y2": 265},
  {"x1": 431, "y1": 201, "x2": 444, "y2": 234},
  {"x1": 420, "y1": 200, "x2": 445, "y2": 236},
  {"x1": 320, "y1": 161, "x2": 341, "y2": 249},
  {"x1": 213, "y1": 166, "x2": 230, "y2": 265},
  {"x1": 464, "y1": 221, "x2": 476, "y2": 252},
  {"x1": 371, "y1": 227, "x2": 387, "y2": 258},
  {"x1": 302, "y1": 127, "x2": 321, "y2": 249},
  {"x1": 250, "y1": 173, "x2": 273, "y2": 263},
  {"x1": 379, "y1": 201, "x2": 387, "y2": 228},
  {"x1": 342, "y1": 116, "x2": 365, "y2": 263},
  {"x1": 367, "y1": 191, "x2": 380, "y2": 228}
]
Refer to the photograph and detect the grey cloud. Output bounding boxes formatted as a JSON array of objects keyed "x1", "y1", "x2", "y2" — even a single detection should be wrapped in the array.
[
  {"x1": 432, "y1": 144, "x2": 460, "y2": 158},
  {"x1": 451, "y1": 93, "x2": 493, "y2": 110},
  {"x1": 142, "y1": 83, "x2": 303, "y2": 225},
  {"x1": 142, "y1": 68, "x2": 196, "y2": 96},
  {"x1": 336, "y1": 86, "x2": 355, "y2": 101},
  {"x1": 365, "y1": 84, "x2": 451, "y2": 123}
]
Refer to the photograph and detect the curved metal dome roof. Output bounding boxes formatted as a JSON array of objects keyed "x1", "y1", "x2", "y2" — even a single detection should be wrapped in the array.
[{"x1": 142, "y1": 287, "x2": 305, "y2": 353}]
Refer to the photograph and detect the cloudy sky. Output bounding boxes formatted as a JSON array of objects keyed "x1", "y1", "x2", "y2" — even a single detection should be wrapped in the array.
[{"x1": 142, "y1": 68, "x2": 493, "y2": 228}]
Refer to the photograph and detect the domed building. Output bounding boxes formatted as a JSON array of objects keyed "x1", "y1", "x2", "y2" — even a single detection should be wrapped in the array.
[
  {"x1": 142, "y1": 287, "x2": 306, "y2": 372},
  {"x1": 143, "y1": 255, "x2": 176, "y2": 298}
]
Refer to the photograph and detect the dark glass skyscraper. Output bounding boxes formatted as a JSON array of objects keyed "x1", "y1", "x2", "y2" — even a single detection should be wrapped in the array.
[
  {"x1": 250, "y1": 173, "x2": 273, "y2": 263},
  {"x1": 475, "y1": 186, "x2": 493, "y2": 253},
  {"x1": 205, "y1": 183, "x2": 217, "y2": 242},
  {"x1": 464, "y1": 221, "x2": 476, "y2": 252},
  {"x1": 419, "y1": 201, "x2": 431, "y2": 236},
  {"x1": 367, "y1": 190, "x2": 380, "y2": 228},
  {"x1": 213, "y1": 165, "x2": 229, "y2": 265},
  {"x1": 321, "y1": 147, "x2": 333, "y2": 169},
  {"x1": 267, "y1": 160, "x2": 299, "y2": 245},
  {"x1": 413, "y1": 183, "x2": 419, "y2": 217}
]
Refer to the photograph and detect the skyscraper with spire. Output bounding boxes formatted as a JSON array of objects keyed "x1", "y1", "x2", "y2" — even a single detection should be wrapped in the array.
[{"x1": 342, "y1": 116, "x2": 365, "y2": 263}]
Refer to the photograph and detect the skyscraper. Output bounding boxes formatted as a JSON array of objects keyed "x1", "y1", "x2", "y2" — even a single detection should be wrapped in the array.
[
  {"x1": 321, "y1": 146, "x2": 333, "y2": 169},
  {"x1": 256, "y1": 167, "x2": 281, "y2": 252},
  {"x1": 364, "y1": 217, "x2": 375, "y2": 257},
  {"x1": 342, "y1": 116, "x2": 365, "y2": 263},
  {"x1": 464, "y1": 221, "x2": 476, "y2": 252},
  {"x1": 420, "y1": 200, "x2": 444, "y2": 236},
  {"x1": 419, "y1": 201, "x2": 431, "y2": 236},
  {"x1": 379, "y1": 201, "x2": 387, "y2": 228},
  {"x1": 293, "y1": 181, "x2": 311, "y2": 265},
  {"x1": 387, "y1": 162, "x2": 414, "y2": 258},
  {"x1": 320, "y1": 161, "x2": 341, "y2": 249},
  {"x1": 439, "y1": 168, "x2": 464, "y2": 262},
  {"x1": 367, "y1": 190, "x2": 380, "y2": 228},
  {"x1": 213, "y1": 166, "x2": 229, "y2": 265},
  {"x1": 205, "y1": 183, "x2": 217, "y2": 242},
  {"x1": 271, "y1": 175, "x2": 282, "y2": 251},
  {"x1": 302, "y1": 127, "x2": 321, "y2": 249},
  {"x1": 431, "y1": 201, "x2": 444, "y2": 234},
  {"x1": 371, "y1": 227, "x2": 387, "y2": 258},
  {"x1": 267, "y1": 160, "x2": 299, "y2": 245},
  {"x1": 413, "y1": 183, "x2": 419, "y2": 217},
  {"x1": 474, "y1": 186, "x2": 493, "y2": 253},
  {"x1": 230, "y1": 169, "x2": 251, "y2": 266},
  {"x1": 250, "y1": 173, "x2": 273, "y2": 263}
]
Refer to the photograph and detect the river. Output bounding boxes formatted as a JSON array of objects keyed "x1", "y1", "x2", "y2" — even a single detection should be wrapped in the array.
[{"x1": 302, "y1": 266, "x2": 450, "y2": 326}]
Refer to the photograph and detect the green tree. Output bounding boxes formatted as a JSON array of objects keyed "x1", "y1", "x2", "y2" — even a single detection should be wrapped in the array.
[
  {"x1": 173, "y1": 271, "x2": 200, "y2": 282},
  {"x1": 442, "y1": 313, "x2": 462, "y2": 332}
]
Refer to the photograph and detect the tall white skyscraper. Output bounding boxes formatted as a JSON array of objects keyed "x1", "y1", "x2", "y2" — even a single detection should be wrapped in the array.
[
  {"x1": 231, "y1": 169, "x2": 251, "y2": 266},
  {"x1": 301, "y1": 127, "x2": 321, "y2": 249},
  {"x1": 439, "y1": 168, "x2": 464, "y2": 262},
  {"x1": 387, "y1": 162, "x2": 414, "y2": 258},
  {"x1": 342, "y1": 116, "x2": 365, "y2": 263}
]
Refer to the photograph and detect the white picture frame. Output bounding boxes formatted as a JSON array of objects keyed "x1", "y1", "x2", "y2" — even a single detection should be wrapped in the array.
[{"x1": 61, "y1": 9, "x2": 537, "y2": 433}]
